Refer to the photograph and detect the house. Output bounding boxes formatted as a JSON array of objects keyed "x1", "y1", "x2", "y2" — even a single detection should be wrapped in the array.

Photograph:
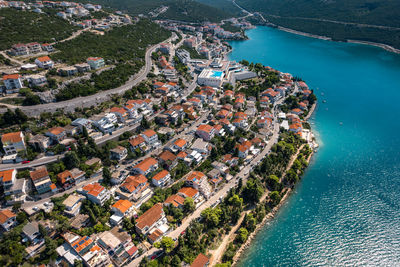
[
  {"x1": 87, "y1": 57, "x2": 105, "y2": 69},
  {"x1": 191, "y1": 138, "x2": 211, "y2": 156},
  {"x1": 2, "y1": 74, "x2": 23, "y2": 94},
  {"x1": 164, "y1": 194, "x2": 185, "y2": 209},
  {"x1": 172, "y1": 138, "x2": 187, "y2": 152},
  {"x1": 41, "y1": 43, "x2": 53, "y2": 52},
  {"x1": 141, "y1": 129, "x2": 159, "y2": 146},
  {"x1": 30, "y1": 167, "x2": 53, "y2": 194},
  {"x1": 191, "y1": 253, "x2": 209, "y2": 267},
  {"x1": 80, "y1": 182, "x2": 110, "y2": 205},
  {"x1": 35, "y1": 56, "x2": 54, "y2": 69},
  {"x1": 135, "y1": 203, "x2": 166, "y2": 236},
  {"x1": 1, "y1": 131, "x2": 25, "y2": 155},
  {"x1": 92, "y1": 113, "x2": 118, "y2": 133},
  {"x1": 222, "y1": 154, "x2": 239, "y2": 167},
  {"x1": 110, "y1": 199, "x2": 133, "y2": 225},
  {"x1": 63, "y1": 194, "x2": 85, "y2": 217},
  {"x1": 11, "y1": 43, "x2": 29, "y2": 56},
  {"x1": 110, "y1": 146, "x2": 128, "y2": 161},
  {"x1": 26, "y1": 74, "x2": 47, "y2": 87},
  {"x1": 58, "y1": 66, "x2": 78, "y2": 77},
  {"x1": 289, "y1": 123, "x2": 303, "y2": 134},
  {"x1": 152, "y1": 170, "x2": 171, "y2": 187},
  {"x1": 119, "y1": 174, "x2": 149, "y2": 201},
  {"x1": 71, "y1": 118, "x2": 92, "y2": 132},
  {"x1": 110, "y1": 107, "x2": 129, "y2": 123},
  {"x1": 75, "y1": 63, "x2": 91, "y2": 73},
  {"x1": 129, "y1": 136, "x2": 147, "y2": 152},
  {"x1": 22, "y1": 221, "x2": 41, "y2": 244},
  {"x1": 257, "y1": 118, "x2": 272, "y2": 128},
  {"x1": 196, "y1": 124, "x2": 215, "y2": 141},
  {"x1": 235, "y1": 140, "x2": 253, "y2": 159},
  {"x1": 57, "y1": 170, "x2": 75, "y2": 189},
  {"x1": 232, "y1": 118, "x2": 248, "y2": 129},
  {"x1": 178, "y1": 187, "x2": 199, "y2": 200},
  {"x1": 158, "y1": 150, "x2": 177, "y2": 170},
  {"x1": 0, "y1": 169, "x2": 16, "y2": 191},
  {"x1": 132, "y1": 157, "x2": 158, "y2": 177},
  {"x1": 291, "y1": 108, "x2": 303, "y2": 116},
  {"x1": 97, "y1": 227, "x2": 138, "y2": 265},
  {"x1": 185, "y1": 171, "x2": 206, "y2": 189},
  {"x1": 46, "y1": 127, "x2": 66, "y2": 143},
  {"x1": 0, "y1": 209, "x2": 17, "y2": 231}
]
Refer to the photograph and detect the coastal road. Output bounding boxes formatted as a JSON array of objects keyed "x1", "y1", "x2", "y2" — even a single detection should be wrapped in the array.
[
  {"x1": 127, "y1": 121, "x2": 280, "y2": 267},
  {"x1": 0, "y1": 33, "x2": 176, "y2": 116}
]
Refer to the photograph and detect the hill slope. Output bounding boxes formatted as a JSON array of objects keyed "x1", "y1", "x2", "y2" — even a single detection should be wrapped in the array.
[
  {"x1": 82, "y1": 0, "x2": 233, "y2": 22},
  {"x1": 233, "y1": 0, "x2": 400, "y2": 49}
]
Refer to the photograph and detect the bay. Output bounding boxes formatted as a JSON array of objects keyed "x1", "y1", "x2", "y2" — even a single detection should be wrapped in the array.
[{"x1": 229, "y1": 26, "x2": 400, "y2": 266}]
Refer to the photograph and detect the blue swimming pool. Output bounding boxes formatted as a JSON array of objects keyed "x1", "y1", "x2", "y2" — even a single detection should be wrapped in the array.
[{"x1": 210, "y1": 71, "x2": 223, "y2": 78}]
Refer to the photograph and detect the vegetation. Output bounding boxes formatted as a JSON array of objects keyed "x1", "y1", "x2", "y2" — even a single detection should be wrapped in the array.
[
  {"x1": 0, "y1": 9, "x2": 78, "y2": 50},
  {"x1": 197, "y1": 0, "x2": 243, "y2": 16},
  {"x1": 179, "y1": 45, "x2": 207, "y2": 59},
  {"x1": 234, "y1": 0, "x2": 400, "y2": 49},
  {"x1": 221, "y1": 21, "x2": 242, "y2": 33}
]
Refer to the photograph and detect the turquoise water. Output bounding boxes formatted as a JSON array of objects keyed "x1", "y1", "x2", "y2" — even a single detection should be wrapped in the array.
[
  {"x1": 211, "y1": 70, "x2": 223, "y2": 77},
  {"x1": 229, "y1": 27, "x2": 400, "y2": 266}
]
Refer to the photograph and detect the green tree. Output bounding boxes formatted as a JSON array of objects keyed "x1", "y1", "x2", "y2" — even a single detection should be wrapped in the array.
[
  {"x1": 102, "y1": 166, "x2": 112, "y2": 185},
  {"x1": 160, "y1": 236, "x2": 175, "y2": 253},
  {"x1": 269, "y1": 191, "x2": 282, "y2": 207},
  {"x1": 235, "y1": 227, "x2": 248, "y2": 244},
  {"x1": 64, "y1": 151, "x2": 80, "y2": 169},
  {"x1": 183, "y1": 197, "x2": 195, "y2": 214}
]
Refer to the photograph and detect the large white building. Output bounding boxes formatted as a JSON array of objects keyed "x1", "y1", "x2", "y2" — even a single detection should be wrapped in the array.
[
  {"x1": 197, "y1": 68, "x2": 225, "y2": 88},
  {"x1": 1, "y1": 131, "x2": 26, "y2": 156},
  {"x1": 2, "y1": 74, "x2": 23, "y2": 94}
]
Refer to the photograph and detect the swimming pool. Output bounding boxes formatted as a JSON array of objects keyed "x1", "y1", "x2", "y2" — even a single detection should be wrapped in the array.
[{"x1": 210, "y1": 71, "x2": 223, "y2": 78}]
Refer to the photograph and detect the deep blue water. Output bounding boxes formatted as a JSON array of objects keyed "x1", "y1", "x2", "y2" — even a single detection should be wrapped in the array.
[{"x1": 229, "y1": 27, "x2": 400, "y2": 266}]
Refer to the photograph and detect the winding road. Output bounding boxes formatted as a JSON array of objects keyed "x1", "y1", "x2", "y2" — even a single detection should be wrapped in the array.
[{"x1": 0, "y1": 33, "x2": 176, "y2": 116}]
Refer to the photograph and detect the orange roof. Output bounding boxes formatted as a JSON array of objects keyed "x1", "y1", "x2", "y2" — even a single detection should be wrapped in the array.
[
  {"x1": 112, "y1": 199, "x2": 132, "y2": 213},
  {"x1": 0, "y1": 209, "x2": 16, "y2": 224},
  {"x1": 30, "y1": 167, "x2": 49, "y2": 181},
  {"x1": 48, "y1": 127, "x2": 65, "y2": 136},
  {"x1": 148, "y1": 228, "x2": 163, "y2": 242},
  {"x1": 87, "y1": 57, "x2": 103, "y2": 61},
  {"x1": 50, "y1": 183, "x2": 57, "y2": 190},
  {"x1": 174, "y1": 138, "x2": 187, "y2": 148},
  {"x1": 129, "y1": 136, "x2": 145, "y2": 147},
  {"x1": 197, "y1": 124, "x2": 213, "y2": 134},
  {"x1": 0, "y1": 169, "x2": 15, "y2": 183},
  {"x1": 121, "y1": 174, "x2": 148, "y2": 193},
  {"x1": 177, "y1": 151, "x2": 187, "y2": 159},
  {"x1": 190, "y1": 253, "x2": 209, "y2": 267},
  {"x1": 152, "y1": 170, "x2": 170, "y2": 181},
  {"x1": 134, "y1": 157, "x2": 158, "y2": 173},
  {"x1": 164, "y1": 194, "x2": 185, "y2": 208},
  {"x1": 82, "y1": 182, "x2": 105, "y2": 197},
  {"x1": 71, "y1": 236, "x2": 94, "y2": 253},
  {"x1": 136, "y1": 203, "x2": 163, "y2": 231},
  {"x1": 2, "y1": 74, "x2": 20, "y2": 80},
  {"x1": 36, "y1": 56, "x2": 51, "y2": 62},
  {"x1": 1, "y1": 131, "x2": 22, "y2": 143},
  {"x1": 153, "y1": 81, "x2": 165, "y2": 87},
  {"x1": 292, "y1": 108, "x2": 302, "y2": 113},
  {"x1": 110, "y1": 107, "x2": 127, "y2": 115},
  {"x1": 159, "y1": 150, "x2": 176, "y2": 162},
  {"x1": 142, "y1": 129, "x2": 157, "y2": 138},
  {"x1": 57, "y1": 170, "x2": 72, "y2": 184},
  {"x1": 178, "y1": 187, "x2": 198, "y2": 198}
]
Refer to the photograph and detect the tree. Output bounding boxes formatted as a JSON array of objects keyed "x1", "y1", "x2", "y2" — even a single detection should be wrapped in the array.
[
  {"x1": 266, "y1": 175, "x2": 281, "y2": 191},
  {"x1": 242, "y1": 178, "x2": 263, "y2": 204},
  {"x1": 160, "y1": 236, "x2": 175, "y2": 253},
  {"x1": 102, "y1": 166, "x2": 111, "y2": 185},
  {"x1": 235, "y1": 227, "x2": 248, "y2": 244},
  {"x1": 183, "y1": 197, "x2": 195, "y2": 214},
  {"x1": 269, "y1": 191, "x2": 282, "y2": 207},
  {"x1": 64, "y1": 151, "x2": 80, "y2": 169}
]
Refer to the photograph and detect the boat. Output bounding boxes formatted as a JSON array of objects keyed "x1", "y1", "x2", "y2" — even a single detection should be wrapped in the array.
[{"x1": 322, "y1": 100, "x2": 327, "y2": 103}]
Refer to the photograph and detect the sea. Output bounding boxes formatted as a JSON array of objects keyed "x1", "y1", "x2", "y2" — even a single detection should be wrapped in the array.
[{"x1": 228, "y1": 26, "x2": 400, "y2": 266}]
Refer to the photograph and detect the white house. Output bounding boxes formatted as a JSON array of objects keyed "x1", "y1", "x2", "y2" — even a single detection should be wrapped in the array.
[
  {"x1": 151, "y1": 170, "x2": 171, "y2": 188},
  {"x1": 2, "y1": 74, "x2": 23, "y2": 94},
  {"x1": 35, "y1": 56, "x2": 54, "y2": 69},
  {"x1": 0, "y1": 209, "x2": 17, "y2": 231},
  {"x1": 80, "y1": 182, "x2": 110, "y2": 206},
  {"x1": 1, "y1": 131, "x2": 26, "y2": 155}
]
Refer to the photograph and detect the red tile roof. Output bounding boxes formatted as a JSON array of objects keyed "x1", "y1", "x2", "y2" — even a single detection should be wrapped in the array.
[
  {"x1": 152, "y1": 170, "x2": 170, "y2": 181},
  {"x1": 1, "y1": 131, "x2": 22, "y2": 143},
  {"x1": 136, "y1": 203, "x2": 163, "y2": 231},
  {"x1": 0, "y1": 209, "x2": 15, "y2": 224}
]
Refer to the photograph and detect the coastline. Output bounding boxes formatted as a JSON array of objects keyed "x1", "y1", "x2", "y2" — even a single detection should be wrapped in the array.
[
  {"x1": 228, "y1": 102, "x2": 318, "y2": 267},
  {"x1": 274, "y1": 25, "x2": 400, "y2": 55}
]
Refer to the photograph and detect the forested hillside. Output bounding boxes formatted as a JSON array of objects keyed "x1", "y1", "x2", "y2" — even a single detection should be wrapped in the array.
[
  {"x1": 79, "y1": 0, "x2": 233, "y2": 22},
  {"x1": 0, "y1": 9, "x2": 78, "y2": 50},
  {"x1": 236, "y1": 0, "x2": 400, "y2": 27}
]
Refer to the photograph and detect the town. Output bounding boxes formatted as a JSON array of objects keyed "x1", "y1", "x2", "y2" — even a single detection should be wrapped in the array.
[{"x1": 0, "y1": 1, "x2": 317, "y2": 267}]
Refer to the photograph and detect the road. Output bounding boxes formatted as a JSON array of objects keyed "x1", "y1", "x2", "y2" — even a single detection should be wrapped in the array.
[
  {"x1": 0, "y1": 33, "x2": 176, "y2": 116},
  {"x1": 128, "y1": 121, "x2": 280, "y2": 266}
]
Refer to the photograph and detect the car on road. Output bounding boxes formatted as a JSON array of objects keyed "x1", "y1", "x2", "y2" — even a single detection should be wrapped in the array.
[{"x1": 21, "y1": 160, "x2": 30, "y2": 164}]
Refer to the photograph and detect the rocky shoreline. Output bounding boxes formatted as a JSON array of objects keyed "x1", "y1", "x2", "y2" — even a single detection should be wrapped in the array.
[
  {"x1": 230, "y1": 101, "x2": 318, "y2": 267},
  {"x1": 274, "y1": 25, "x2": 400, "y2": 55}
]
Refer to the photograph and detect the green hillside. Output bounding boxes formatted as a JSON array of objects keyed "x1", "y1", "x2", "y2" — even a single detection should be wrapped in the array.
[
  {"x1": 196, "y1": 0, "x2": 243, "y2": 16},
  {"x1": 0, "y1": 9, "x2": 79, "y2": 50},
  {"x1": 80, "y1": 0, "x2": 233, "y2": 22},
  {"x1": 236, "y1": 0, "x2": 400, "y2": 27},
  {"x1": 232, "y1": 0, "x2": 400, "y2": 49}
]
